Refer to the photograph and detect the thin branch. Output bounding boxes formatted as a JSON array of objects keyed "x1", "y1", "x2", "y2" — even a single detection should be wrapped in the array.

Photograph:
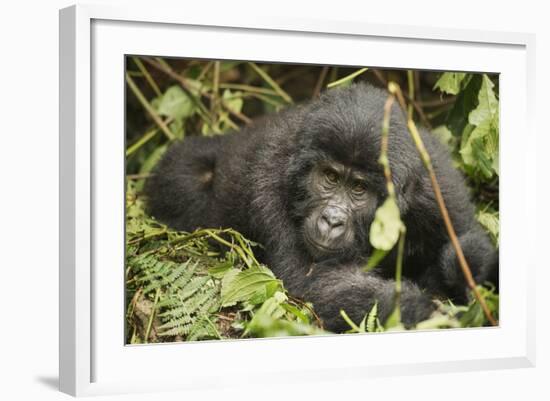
[
  {"x1": 132, "y1": 57, "x2": 162, "y2": 97},
  {"x1": 312, "y1": 66, "x2": 329, "y2": 98},
  {"x1": 380, "y1": 96, "x2": 397, "y2": 197},
  {"x1": 211, "y1": 61, "x2": 221, "y2": 125},
  {"x1": 407, "y1": 70, "x2": 414, "y2": 120},
  {"x1": 125, "y1": 73, "x2": 175, "y2": 141},
  {"x1": 417, "y1": 96, "x2": 457, "y2": 108},
  {"x1": 126, "y1": 173, "x2": 152, "y2": 181},
  {"x1": 379, "y1": 94, "x2": 406, "y2": 326},
  {"x1": 219, "y1": 83, "x2": 279, "y2": 96},
  {"x1": 144, "y1": 57, "x2": 253, "y2": 126},
  {"x1": 126, "y1": 117, "x2": 174, "y2": 157},
  {"x1": 372, "y1": 69, "x2": 433, "y2": 129},
  {"x1": 288, "y1": 295, "x2": 324, "y2": 330},
  {"x1": 327, "y1": 67, "x2": 368, "y2": 89},
  {"x1": 144, "y1": 288, "x2": 161, "y2": 343},
  {"x1": 248, "y1": 62, "x2": 293, "y2": 104},
  {"x1": 388, "y1": 82, "x2": 497, "y2": 326}
]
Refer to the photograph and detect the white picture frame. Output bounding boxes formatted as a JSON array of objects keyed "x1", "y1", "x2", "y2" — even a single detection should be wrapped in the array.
[{"x1": 59, "y1": 4, "x2": 536, "y2": 397}]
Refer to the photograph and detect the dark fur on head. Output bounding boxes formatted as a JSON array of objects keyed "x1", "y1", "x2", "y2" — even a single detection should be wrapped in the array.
[{"x1": 145, "y1": 83, "x2": 498, "y2": 332}]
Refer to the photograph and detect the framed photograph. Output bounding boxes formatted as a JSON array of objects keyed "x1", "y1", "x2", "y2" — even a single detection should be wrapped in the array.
[{"x1": 59, "y1": 4, "x2": 536, "y2": 397}]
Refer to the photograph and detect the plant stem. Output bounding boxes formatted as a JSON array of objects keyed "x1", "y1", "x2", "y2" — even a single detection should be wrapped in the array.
[
  {"x1": 327, "y1": 67, "x2": 369, "y2": 89},
  {"x1": 125, "y1": 73, "x2": 175, "y2": 141},
  {"x1": 339, "y1": 310, "x2": 363, "y2": 332},
  {"x1": 407, "y1": 70, "x2": 414, "y2": 120},
  {"x1": 144, "y1": 288, "x2": 161, "y2": 343},
  {"x1": 132, "y1": 56, "x2": 162, "y2": 97},
  {"x1": 388, "y1": 82, "x2": 497, "y2": 326},
  {"x1": 248, "y1": 62, "x2": 293, "y2": 104},
  {"x1": 392, "y1": 227, "x2": 406, "y2": 324},
  {"x1": 312, "y1": 66, "x2": 329, "y2": 98},
  {"x1": 219, "y1": 83, "x2": 279, "y2": 96},
  {"x1": 379, "y1": 93, "x2": 406, "y2": 325},
  {"x1": 145, "y1": 57, "x2": 252, "y2": 126},
  {"x1": 211, "y1": 61, "x2": 220, "y2": 125},
  {"x1": 380, "y1": 95, "x2": 397, "y2": 197},
  {"x1": 126, "y1": 127, "x2": 160, "y2": 157}
]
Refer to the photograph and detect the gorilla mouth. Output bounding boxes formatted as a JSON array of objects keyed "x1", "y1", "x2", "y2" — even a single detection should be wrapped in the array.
[{"x1": 303, "y1": 233, "x2": 346, "y2": 255}]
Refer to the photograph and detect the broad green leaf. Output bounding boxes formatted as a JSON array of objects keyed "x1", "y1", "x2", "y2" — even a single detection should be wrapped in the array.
[
  {"x1": 222, "y1": 89, "x2": 243, "y2": 114},
  {"x1": 156, "y1": 85, "x2": 195, "y2": 121},
  {"x1": 369, "y1": 197, "x2": 404, "y2": 251},
  {"x1": 445, "y1": 74, "x2": 482, "y2": 137},
  {"x1": 476, "y1": 209, "x2": 499, "y2": 246},
  {"x1": 469, "y1": 75, "x2": 499, "y2": 127},
  {"x1": 220, "y1": 266, "x2": 282, "y2": 307},
  {"x1": 434, "y1": 72, "x2": 469, "y2": 95},
  {"x1": 460, "y1": 121, "x2": 493, "y2": 176},
  {"x1": 459, "y1": 75, "x2": 499, "y2": 179},
  {"x1": 208, "y1": 261, "x2": 234, "y2": 279}
]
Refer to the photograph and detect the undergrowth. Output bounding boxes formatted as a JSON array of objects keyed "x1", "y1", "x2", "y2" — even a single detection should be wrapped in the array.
[
  {"x1": 126, "y1": 181, "x2": 499, "y2": 343},
  {"x1": 125, "y1": 60, "x2": 500, "y2": 343}
]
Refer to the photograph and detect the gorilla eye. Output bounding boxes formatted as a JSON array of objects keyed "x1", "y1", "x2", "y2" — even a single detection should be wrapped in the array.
[
  {"x1": 352, "y1": 181, "x2": 367, "y2": 194},
  {"x1": 324, "y1": 169, "x2": 339, "y2": 184}
]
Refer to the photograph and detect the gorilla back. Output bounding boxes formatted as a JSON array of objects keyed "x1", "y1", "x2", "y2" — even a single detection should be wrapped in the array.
[{"x1": 145, "y1": 83, "x2": 498, "y2": 332}]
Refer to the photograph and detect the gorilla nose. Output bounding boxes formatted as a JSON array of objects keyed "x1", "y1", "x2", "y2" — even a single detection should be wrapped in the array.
[
  {"x1": 322, "y1": 207, "x2": 346, "y2": 227},
  {"x1": 318, "y1": 206, "x2": 347, "y2": 237}
]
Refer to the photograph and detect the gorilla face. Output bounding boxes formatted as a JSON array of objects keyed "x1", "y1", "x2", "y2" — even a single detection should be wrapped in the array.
[{"x1": 302, "y1": 160, "x2": 379, "y2": 260}]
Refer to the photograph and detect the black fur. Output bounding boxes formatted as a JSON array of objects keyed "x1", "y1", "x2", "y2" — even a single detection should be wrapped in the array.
[{"x1": 145, "y1": 83, "x2": 498, "y2": 332}]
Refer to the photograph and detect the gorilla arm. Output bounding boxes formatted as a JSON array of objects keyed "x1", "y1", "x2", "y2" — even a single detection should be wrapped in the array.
[{"x1": 265, "y1": 242, "x2": 436, "y2": 333}]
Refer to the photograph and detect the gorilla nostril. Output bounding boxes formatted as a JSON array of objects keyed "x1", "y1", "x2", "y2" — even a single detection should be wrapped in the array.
[{"x1": 321, "y1": 207, "x2": 346, "y2": 228}]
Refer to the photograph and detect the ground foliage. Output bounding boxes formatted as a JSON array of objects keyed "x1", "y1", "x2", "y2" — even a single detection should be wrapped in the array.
[{"x1": 125, "y1": 59, "x2": 499, "y2": 343}]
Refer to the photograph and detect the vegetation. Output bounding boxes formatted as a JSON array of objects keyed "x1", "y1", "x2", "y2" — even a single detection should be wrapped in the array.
[{"x1": 125, "y1": 58, "x2": 499, "y2": 343}]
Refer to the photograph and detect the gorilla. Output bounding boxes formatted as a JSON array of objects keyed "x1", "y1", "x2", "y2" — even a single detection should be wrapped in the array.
[{"x1": 145, "y1": 82, "x2": 498, "y2": 332}]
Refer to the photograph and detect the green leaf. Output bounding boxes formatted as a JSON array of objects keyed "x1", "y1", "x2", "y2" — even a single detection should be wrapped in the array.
[
  {"x1": 459, "y1": 75, "x2": 499, "y2": 179},
  {"x1": 459, "y1": 286, "x2": 499, "y2": 327},
  {"x1": 168, "y1": 119, "x2": 184, "y2": 140},
  {"x1": 445, "y1": 74, "x2": 482, "y2": 137},
  {"x1": 364, "y1": 248, "x2": 388, "y2": 272},
  {"x1": 469, "y1": 75, "x2": 499, "y2": 127},
  {"x1": 222, "y1": 89, "x2": 243, "y2": 114},
  {"x1": 208, "y1": 261, "x2": 234, "y2": 279},
  {"x1": 155, "y1": 85, "x2": 195, "y2": 121},
  {"x1": 476, "y1": 208, "x2": 499, "y2": 246},
  {"x1": 220, "y1": 266, "x2": 282, "y2": 307},
  {"x1": 369, "y1": 197, "x2": 404, "y2": 251},
  {"x1": 434, "y1": 72, "x2": 469, "y2": 95},
  {"x1": 431, "y1": 125, "x2": 456, "y2": 150},
  {"x1": 366, "y1": 301, "x2": 379, "y2": 332},
  {"x1": 281, "y1": 303, "x2": 310, "y2": 324}
]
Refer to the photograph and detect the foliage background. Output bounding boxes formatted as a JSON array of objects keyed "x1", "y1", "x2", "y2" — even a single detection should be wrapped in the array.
[{"x1": 125, "y1": 57, "x2": 499, "y2": 343}]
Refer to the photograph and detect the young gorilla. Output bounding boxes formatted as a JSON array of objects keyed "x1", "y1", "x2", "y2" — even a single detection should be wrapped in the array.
[{"x1": 145, "y1": 83, "x2": 498, "y2": 332}]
